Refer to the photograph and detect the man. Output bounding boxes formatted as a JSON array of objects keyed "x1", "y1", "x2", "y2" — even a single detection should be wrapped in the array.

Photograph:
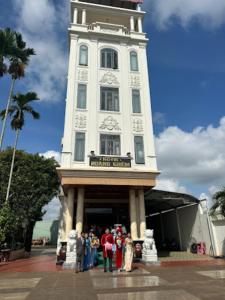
[
  {"x1": 75, "y1": 232, "x2": 85, "y2": 273},
  {"x1": 101, "y1": 228, "x2": 114, "y2": 272}
]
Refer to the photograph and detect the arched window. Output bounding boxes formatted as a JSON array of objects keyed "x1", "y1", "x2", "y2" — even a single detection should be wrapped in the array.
[
  {"x1": 130, "y1": 51, "x2": 139, "y2": 71},
  {"x1": 79, "y1": 45, "x2": 88, "y2": 66},
  {"x1": 101, "y1": 48, "x2": 118, "y2": 69}
]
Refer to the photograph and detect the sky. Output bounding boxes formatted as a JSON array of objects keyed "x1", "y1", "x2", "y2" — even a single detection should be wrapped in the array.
[{"x1": 0, "y1": 0, "x2": 225, "y2": 219}]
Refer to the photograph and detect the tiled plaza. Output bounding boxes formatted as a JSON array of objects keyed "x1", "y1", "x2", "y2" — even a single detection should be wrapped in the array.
[{"x1": 1, "y1": 249, "x2": 225, "y2": 300}]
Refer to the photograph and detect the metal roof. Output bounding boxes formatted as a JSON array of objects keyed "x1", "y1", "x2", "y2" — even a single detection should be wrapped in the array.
[{"x1": 145, "y1": 189, "x2": 199, "y2": 214}]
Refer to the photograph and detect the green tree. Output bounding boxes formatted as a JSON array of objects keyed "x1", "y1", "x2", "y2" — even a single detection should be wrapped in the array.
[
  {"x1": 0, "y1": 28, "x2": 16, "y2": 77},
  {"x1": 0, "y1": 202, "x2": 19, "y2": 244},
  {"x1": 210, "y1": 187, "x2": 225, "y2": 217},
  {"x1": 0, "y1": 30, "x2": 35, "y2": 151},
  {"x1": 0, "y1": 149, "x2": 60, "y2": 251},
  {"x1": 0, "y1": 92, "x2": 40, "y2": 202}
]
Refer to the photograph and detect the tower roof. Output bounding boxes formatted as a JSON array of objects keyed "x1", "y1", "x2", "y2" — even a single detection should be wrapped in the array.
[{"x1": 79, "y1": 0, "x2": 143, "y2": 10}]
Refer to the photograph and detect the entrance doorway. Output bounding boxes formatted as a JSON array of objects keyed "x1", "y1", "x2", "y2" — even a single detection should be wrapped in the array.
[{"x1": 83, "y1": 202, "x2": 129, "y2": 235}]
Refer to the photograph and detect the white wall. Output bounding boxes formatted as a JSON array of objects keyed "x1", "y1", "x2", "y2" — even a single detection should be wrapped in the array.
[
  {"x1": 211, "y1": 218, "x2": 225, "y2": 257},
  {"x1": 178, "y1": 205, "x2": 212, "y2": 255},
  {"x1": 149, "y1": 204, "x2": 214, "y2": 255}
]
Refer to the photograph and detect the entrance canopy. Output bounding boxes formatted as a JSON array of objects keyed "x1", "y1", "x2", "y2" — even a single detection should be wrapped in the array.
[{"x1": 145, "y1": 189, "x2": 199, "y2": 215}]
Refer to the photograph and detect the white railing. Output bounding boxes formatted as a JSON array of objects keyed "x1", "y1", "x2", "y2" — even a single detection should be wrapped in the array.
[{"x1": 88, "y1": 22, "x2": 130, "y2": 35}]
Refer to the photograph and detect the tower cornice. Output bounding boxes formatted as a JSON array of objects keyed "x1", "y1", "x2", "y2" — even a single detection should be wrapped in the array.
[{"x1": 71, "y1": 0, "x2": 146, "y2": 17}]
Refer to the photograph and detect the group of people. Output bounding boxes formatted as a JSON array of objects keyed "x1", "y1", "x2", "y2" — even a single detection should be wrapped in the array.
[
  {"x1": 76, "y1": 231, "x2": 100, "y2": 273},
  {"x1": 75, "y1": 227, "x2": 134, "y2": 273}
]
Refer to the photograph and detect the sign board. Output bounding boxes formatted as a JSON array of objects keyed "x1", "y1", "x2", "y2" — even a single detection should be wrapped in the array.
[{"x1": 90, "y1": 156, "x2": 131, "y2": 168}]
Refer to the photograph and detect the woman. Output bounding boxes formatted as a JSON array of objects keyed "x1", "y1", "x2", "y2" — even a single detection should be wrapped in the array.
[
  {"x1": 124, "y1": 233, "x2": 133, "y2": 272},
  {"x1": 83, "y1": 233, "x2": 91, "y2": 270},
  {"x1": 90, "y1": 232, "x2": 100, "y2": 267},
  {"x1": 115, "y1": 231, "x2": 124, "y2": 272}
]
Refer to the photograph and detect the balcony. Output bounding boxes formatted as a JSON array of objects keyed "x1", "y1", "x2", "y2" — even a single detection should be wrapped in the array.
[{"x1": 70, "y1": 21, "x2": 146, "y2": 40}]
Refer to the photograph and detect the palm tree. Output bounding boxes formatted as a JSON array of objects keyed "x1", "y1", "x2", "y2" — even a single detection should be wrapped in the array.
[
  {"x1": 0, "y1": 31, "x2": 35, "y2": 151},
  {"x1": 0, "y1": 28, "x2": 16, "y2": 77},
  {"x1": 0, "y1": 92, "x2": 40, "y2": 202},
  {"x1": 210, "y1": 187, "x2": 225, "y2": 217}
]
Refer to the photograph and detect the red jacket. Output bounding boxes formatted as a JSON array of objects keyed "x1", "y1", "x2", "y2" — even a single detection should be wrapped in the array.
[{"x1": 101, "y1": 233, "x2": 114, "y2": 258}]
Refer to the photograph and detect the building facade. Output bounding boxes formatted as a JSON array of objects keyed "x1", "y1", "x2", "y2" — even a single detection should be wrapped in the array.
[{"x1": 57, "y1": 0, "x2": 159, "y2": 243}]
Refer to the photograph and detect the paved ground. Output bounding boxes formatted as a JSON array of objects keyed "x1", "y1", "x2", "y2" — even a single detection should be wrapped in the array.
[{"x1": 0, "y1": 248, "x2": 225, "y2": 300}]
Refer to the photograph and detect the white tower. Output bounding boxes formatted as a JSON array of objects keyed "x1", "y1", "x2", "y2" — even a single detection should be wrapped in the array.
[{"x1": 57, "y1": 0, "x2": 159, "y2": 243}]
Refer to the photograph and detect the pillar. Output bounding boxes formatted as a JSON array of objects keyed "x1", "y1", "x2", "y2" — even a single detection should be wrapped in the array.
[
  {"x1": 76, "y1": 187, "x2": 85, "y2": 234},
  {"x1": 65, "y1": 188, "x2": 74, "y2": 239},
  {"x1": 73, "y1": 8, "x2": 78, "y2": 24},
  {"x1": 130, "y1": 16, "x2": 135, "y2": 31},
  {"x1": 138, "y1": 16, "x2": 143, "y2": 33},
  {"x1": 138, "y1": 188, "x2": 146, "y2": 239},
  {"x1": 82, "y1": 9, "x2": 86, "y2": 25},
  {"x1": 176, "y1": 209, "x2": 183, "y2": 250},
  {"x1": 129, "y1": 188, "x2": 138, "y2": 240}
]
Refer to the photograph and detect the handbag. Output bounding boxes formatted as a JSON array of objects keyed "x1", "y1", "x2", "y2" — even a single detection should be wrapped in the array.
[{"x1": 105, "y1": 241, "x2": 112, "y2": 251}]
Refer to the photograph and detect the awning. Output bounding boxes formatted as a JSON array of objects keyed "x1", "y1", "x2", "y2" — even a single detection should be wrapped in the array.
[
  {"x1": 145, "y1": 189, "x2": 199, "y2": 215},
  {"x1": 121, "y1": 0, "x2": 143, "y2": 3}
]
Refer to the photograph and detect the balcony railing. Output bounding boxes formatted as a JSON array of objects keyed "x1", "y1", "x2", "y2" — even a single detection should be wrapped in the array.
[{"x1": 87, "y1": 22, "x2": 130, "y2": 36}]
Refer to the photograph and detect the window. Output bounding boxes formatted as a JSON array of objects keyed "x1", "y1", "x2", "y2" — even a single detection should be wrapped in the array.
[
  {"x1": 100, "y1": 87, "x2": 119, "y2": 112},
  {"x1": 77, "y1": 84, "x2": 87, "y2": 109},
  {"x1": 79, "y1": 45, "x2": 88, "y2": 66},
  {"x1": 101, "y1": 48, "x2": 118, "y2": 69},
  {"x1": 134, "y1": 136, "x2": 145, "y2": 164},
  {"x1": 132, "y1": 89, "x2": 141, "y2": 113},
  {"x1": 130, "y1": 51, "x2": 139, "y2": 71},
  {"x1": 75, "y1": 132, "x2": 85, "y2": 161},
  {"x1": 100, "y1": 134, "x2": 120, "y2": 156}
]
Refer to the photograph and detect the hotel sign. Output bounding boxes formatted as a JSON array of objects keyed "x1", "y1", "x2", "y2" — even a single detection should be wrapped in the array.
[{"x1": 90, "y1": 156, "x2": 131, "y2": 168}]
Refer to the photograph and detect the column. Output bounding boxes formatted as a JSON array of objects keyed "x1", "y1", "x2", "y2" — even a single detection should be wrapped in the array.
[
  {"x1": 160, "y1": 213, "x2": 165, "y2": 242},
  {"x1": 73, "y1": 8, "x2": 78, "y2": 24},
  {"x1": 129, "y1": 188, "x2": 138, "y2": 240},
  {"x1": 130, "y1": 16, "x2": 135, "y2": 31},
  {"x1": 82, "y1": 9, "x2": 86, "y2": 25},
  {"x1": 76, "y1": 187, "x2": 85, "y2": 234},
  {"x1": 176, "y1": 209, "x2": 183, "y2": 250},
  {"x1": 138, "y1": 16, "x2": 143, "y2": 33},
  {"x1": 138, "y1": 188, "x2": 146, "y2": 239},
  {"x1": 65, "y1": 188, "x2": 74, "y2": 239}
]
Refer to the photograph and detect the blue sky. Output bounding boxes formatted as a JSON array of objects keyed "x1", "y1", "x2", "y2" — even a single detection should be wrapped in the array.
[{"x1": 1, "y1": 0, "x2": 225, "y2": 218}]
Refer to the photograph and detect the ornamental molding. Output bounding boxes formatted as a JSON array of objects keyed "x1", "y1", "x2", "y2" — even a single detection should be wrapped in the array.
[
  {"x1": 75, "y1": 114, "x2": 87, "y2": 129},
  {"x1": 133, "y1": 119, "x2": 143, "y2": 132},
  {"x1": 77, "y1": 69, "x2": 88, "y2": 82},
  {"x1": 100, "y1": 72, "x2": 119, "y2": 86},
  {"x1": 99, "y1": 116, "x2": 121, "y2": 131},
  {"x1": 131, "y1": 75, "x2": 140, "y2": 88}
]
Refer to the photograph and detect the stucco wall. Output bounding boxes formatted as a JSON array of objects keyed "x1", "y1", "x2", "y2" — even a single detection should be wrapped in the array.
[
  {"x1": 148, "y1": 204, "x2": 213, "y2": 255},
  {"x1": 211, "y1": 219, "x2": 225, "y2": 257},
  {"x1": 178, "y1": 205, "x2": 212, "y2": 254}
]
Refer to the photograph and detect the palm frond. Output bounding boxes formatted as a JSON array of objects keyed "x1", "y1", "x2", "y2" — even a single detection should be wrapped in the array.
[{"x1": 7, "y1": 91, "x2": 40, "y2": 131}]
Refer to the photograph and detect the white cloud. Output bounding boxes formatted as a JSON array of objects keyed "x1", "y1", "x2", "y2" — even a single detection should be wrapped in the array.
[
  {"x1": 155, "y1": 178, "x2": 187, "y2": 193},
  {"x1": 144, "y1": 0, "x2": 225, "y2": 29},
  {"x1": 42, "y1": 197, "x2": 61, "y2": 220},
  {"x1": 155, "y1": 116, "x2": 225, "y2": 187},
  {"x1": 40, "y1": 150, "x2": 61, "y2": 163},
  {"x1": 14, "y1": 0, "x2": 69, "y2": 102}
]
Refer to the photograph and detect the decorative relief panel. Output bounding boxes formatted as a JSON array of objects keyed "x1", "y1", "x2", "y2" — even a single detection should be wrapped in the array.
[
  {"x1": 131, "y1": 75, "x2": 140, "y2": 88},
  {"x1": 133, "y1": 119, "x2": 143, "y2": 132},
  {"x1": 99, "y1": 116, "x2": 121, "y2": 131},
  {"x1": 75, "y1": 114, "x2": 87, "y2": 129},
  {"x1": 78, "y1": 69, "x2": 88, "y2": 82},
  {"x1": 100, "y1": 72, "x2": 119, "y2": 85}
]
